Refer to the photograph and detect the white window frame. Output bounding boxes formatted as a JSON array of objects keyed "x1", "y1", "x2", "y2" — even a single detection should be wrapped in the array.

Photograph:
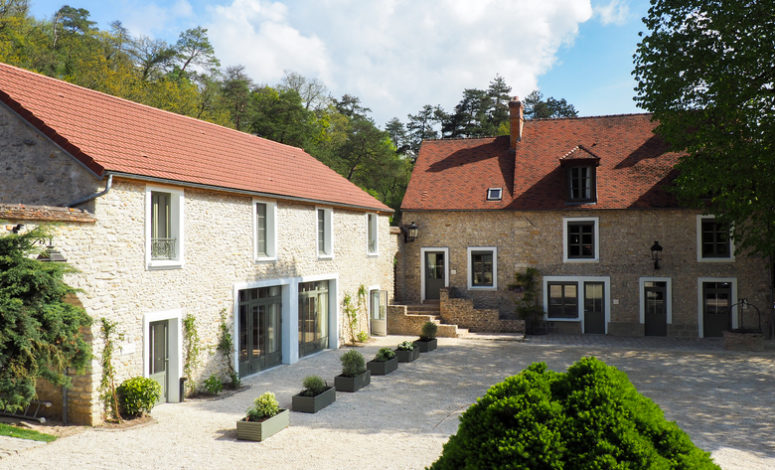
[
  {"x1": 253, "y1": 199, "x2": 277, "y2": 262},
  {"x1": 543, "y1": 276, "x2": 611, "y2": 334},
  {"x1": 486, "y1": 187, "x2": 503, "y2": 201},
  {"x1": 697, "y1": 277, "x2": 738, "y2": 338},
  {"x1": 145, "y1": 185, "x2": 184, "y2": 269},
  {"x1": 696, "y1": 215, "x2": 735, "y2": 262},
  {"x1": 467, "y1": 246, "x2": 498, "y2": 290},
  {"x1": 563, "y1": 216, "x2": 599, "y2": 263},
  {"x1": 639, "y1": 277, "x2": 673, "y2": 325},
  {"x1": 316, "y1": 206, "x2": 334, "y2": 259},
  {"x1": 366, "y1": 213, "x2": 378, "y2": 256}
]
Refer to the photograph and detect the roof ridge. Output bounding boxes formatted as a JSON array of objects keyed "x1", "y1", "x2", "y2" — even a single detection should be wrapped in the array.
[{"x1": 529, "y1": 112, "x2": 653, "y2": 122}]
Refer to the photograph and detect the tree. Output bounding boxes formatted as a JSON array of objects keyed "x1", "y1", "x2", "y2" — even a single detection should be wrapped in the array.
[
  {"x1": 406, "y1": 104, "x2": 442, "y2": 154},
  {"x1": 0, "y1": 228, "x2": 92, "y2": 413},
  {"x1": 523, "y1": 90, "x2": 578, "y2": 119},
  {"x1": 633, "y1": 0, "x2": 775, "y2": 264},
  {"x1": 175, "y1": 26, "x2": 219, "y2": 75},
  {"x1": 384, "y1": 117, "x2": 409, "y2": 154},
  {"x1": 279, "y1": 71, "x2": 329, "y2": 111},
  {"x1": 249, "y1": 86, "x2": 317, "y2": 148},
  {"x1": 130, "y1": 36, "x2": 177, "y2": 81},
  {"x1": 220, "y1": 65, "x2": 253, "y2": 131}
]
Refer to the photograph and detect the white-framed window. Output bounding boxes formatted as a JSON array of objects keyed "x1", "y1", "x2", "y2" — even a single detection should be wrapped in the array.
[
  {"x1": 567, "y1": 166, "x2": 596, "y2": 203},
  {"x1": 639, "y1": 277, "x2": 673, "y2": 326},
  {"x1": 563, "y1": 217, "x2": 599, "y2": 263},
  {"x1": 366, "y1": 213, "x2": 378, "y2": 255},
  {"x1": 696, "y1": 215, "x2": 734, "y2": 262},
  {"x1": 543, "y1": 276, "x2": 610, "y2": 330},
  {"x1": 487, "y1": 187, "x2": 502, "y2": 201},
  {"x1": 254, "y1": 199, "x2": 277, "y2": 261},
  {"x1": 316, "y1": 207, "x2": 333, "y2": 258},
  {"x1": 467, "y1": 247, "x2": 497, "y2": 290},
  {"x1": 145, "y1": 185, "x2": 184, "y2": 269}
]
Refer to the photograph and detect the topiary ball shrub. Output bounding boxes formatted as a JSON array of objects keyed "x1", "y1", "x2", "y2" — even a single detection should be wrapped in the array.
[
  {"x1": 420, "y1": 321, "x2": 438, "y2": 341},
  {"x1": 117, "y1": 377, "x2": 161, "y2": 419},
  {"x1": 429, "y1": 357, "x2": 719, "y2": 470},
  {"x1": 301, "y1": 375, "x2": 328, "y2": 396},
  {"x1": 340, "y1": 350, "x2": 366, "y2": 377},
  {"x1": 375, "y1": 347, "x2": 396, "y2": 362},
  {"x1": 246, "y1": 392, "x2": 280, "y2": 421}
]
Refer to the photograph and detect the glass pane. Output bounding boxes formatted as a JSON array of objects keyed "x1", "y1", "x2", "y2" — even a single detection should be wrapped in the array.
[
  {"x1": 239, "y1": 305, "x2": 248, "y2": 361},
  {"x1": 256, "y1": 203, "x2": 267, "y2": 256},
  {"x1": 370, "y1": 290, "x2": 380, "y2": 319},
  {"x1": 251, "y1": 305, "x2": 260, "y2": 358}
]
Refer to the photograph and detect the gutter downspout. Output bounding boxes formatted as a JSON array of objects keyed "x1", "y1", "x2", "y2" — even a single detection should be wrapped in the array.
[{"x1": 67, "y1": 174, "x2": 112, "y2": 208}]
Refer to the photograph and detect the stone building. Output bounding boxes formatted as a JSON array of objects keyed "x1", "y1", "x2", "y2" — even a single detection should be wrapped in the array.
[
  {"x1": 396, "y1": 97, "x2": 770, "y2": 338},
  {"x1": 0, "y1": 63, "x2": 395, "y2": 424}
]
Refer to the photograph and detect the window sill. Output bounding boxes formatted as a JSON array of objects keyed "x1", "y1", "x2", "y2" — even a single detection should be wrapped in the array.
[
  {"x1": 317, "y1": 254, "x2": 334, "y2": 260},
  {"x1": 367, "y1": 252, "x2": 379, "y2": 257},
  {"x1": 468, "y1": 285, "x2": 497, "y2": 291},
  {"x1": 147, "y1": 260, "x2": 183, "y2": 270},
  {"x1": 697, "y1": 257, "x2": 735, "y2": 263},
  {"x1": 563, "y1": 258, "x2": 599, "y2": 263},
  {"x1": 545, "y1": 317, "x2": 580, "y2": 322},
  {"x1": 254, "y1": 256, "x2": 277, "y2": 263}
]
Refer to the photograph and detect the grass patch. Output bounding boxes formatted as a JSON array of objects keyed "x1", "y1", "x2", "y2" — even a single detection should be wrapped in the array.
[{"x1": 0, "y1": 423, "x2": 56, "y2": 442}]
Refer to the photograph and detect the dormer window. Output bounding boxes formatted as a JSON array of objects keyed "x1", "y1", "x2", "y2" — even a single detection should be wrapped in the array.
[
  {"x1": 487, "y1": 187, "x2": 502, "y2": 201},
  {"x1": 568, "y1": 166, "x2": 596, "y2": 202}
]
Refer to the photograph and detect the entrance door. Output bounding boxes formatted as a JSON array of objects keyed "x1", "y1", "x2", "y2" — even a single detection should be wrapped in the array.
[
  {"x1": 299, "y1": 281, "x2": 329, "y2": 357},
  {"x1": 370, "y1": 289, "x2": 387, "y2": 336},
  {"x1": 149, "y1": 320, "x2": 169, "y2": 403},
  {"x1": 644, "y1": 282, "x2": 667, "y2": 336},
  {"x1": 583, "y1": 282, "x2": 605, "y2": 334},
  {"x1": 424, "y1": 251, "x2": 445, "y2": 301},
  {"x1": 238, "y1": 286, "x2": 283, "y2": 377},
  {"x1": 703, "y1": 282, "x2": 731, "y2": 337}
]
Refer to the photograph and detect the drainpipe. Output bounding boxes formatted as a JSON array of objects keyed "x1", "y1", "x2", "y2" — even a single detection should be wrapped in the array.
[{"x1": 67, "y1": 174, "x2": 113, "y2": 208}]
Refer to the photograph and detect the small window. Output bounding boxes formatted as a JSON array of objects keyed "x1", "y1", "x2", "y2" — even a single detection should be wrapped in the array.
[
  {"x1": 547, "y1": 282, "x2": 578, "y2": 318},
  {"x1": 568, "y1": 166, "x2": 596, "y2": 202},
  {"x1": 317, "y1": 207, "x2": 333, "y2": 258},
  {"x1": 698, "y1": 216, "x2": 732, "y2": 260},
  {"x1": 254, "y1": 200, "x2": 277, "y2": 260},
  {"x1": 146, "y1": 186, "x2": 184, "y2": 268},
  {"x1": 367, "y1": 213, "x2": 378, "y2": 255},
  {"x1": 467, "y1": 247, "x2": 497, "y2": 289},
  {"x1": 486, "y1": 188, "x2": 502, "y2": 201},
  {"x1": 563, "y1": 217, "x2": 599, "y2": 262}
]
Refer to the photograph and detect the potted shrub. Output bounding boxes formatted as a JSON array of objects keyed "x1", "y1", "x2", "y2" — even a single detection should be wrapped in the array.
[
  {"x1": 414, "y1": 321, "x2": 438, "y2": 352},
  {"x1": 366, "y1": 347, "x2": 398, "y2": 375},
  {"x1": 512, "y1": 267, "x2": 547, "y2": 335},
  {"x1": 395, "y1": 340, "x2": 419, "y2": 363},
  {"x1": 334, "y1": 350, "x2": 371, "y2": 392},
  {"x1": 236, "y1": 392, "x2": 289, "y2": 442},
  {"x1": 292, "y1": 375, "x2": 336, "y2": 413}
]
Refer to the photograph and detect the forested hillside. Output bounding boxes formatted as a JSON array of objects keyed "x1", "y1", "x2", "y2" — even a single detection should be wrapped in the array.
[{"x1": 0, "y1": 1, "x2": 576, "y2": 215}]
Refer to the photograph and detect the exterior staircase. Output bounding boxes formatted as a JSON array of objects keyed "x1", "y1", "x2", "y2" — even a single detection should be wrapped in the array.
[{"x1": 387, "y1": 301, "x2": 469, "y2": 338}]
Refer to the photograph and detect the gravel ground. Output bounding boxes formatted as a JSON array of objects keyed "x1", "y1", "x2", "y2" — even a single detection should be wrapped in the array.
[{"x1": 1, "y1": 335, "x2": 773, "y2": 470}]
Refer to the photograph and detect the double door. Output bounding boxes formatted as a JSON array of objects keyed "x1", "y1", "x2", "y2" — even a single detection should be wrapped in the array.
[
  {"x1": 299, "y1": 281, "x2": 329, "y2": 357},
  {"x1": 238, "y1": 287, "x2": 282, "y2": 377}
]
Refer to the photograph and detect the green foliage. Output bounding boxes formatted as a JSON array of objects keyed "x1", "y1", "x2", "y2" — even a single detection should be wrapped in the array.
[
  {"x1": 182, "y1": 313, "x2": 200, "y2": 395},
  {"x1": 396, "y1": 341, "x2": 414, "y2": 351},
  {"x1": 203, "y1": 374, "x2": 223, "y2": 395},
  {"x1": 216, "y1": 309, "x2": 240, "y2": 389},
  {"x1": 116, "y1": 376, "x2": 161, "y2": 419},
  {"x1": 0, "y1": 227, "x2": 92, "y2": 414},
  {"x1": 342, "y1": 287, "x2": 366, "y2": 344},
  {"x1": 523, "y1": 90, "x2": 578, "y2": 119},
  {"x1": 512, "y1": 267, "x2": 545, "y2": 323},
  {"x1": 374, "y1": 347, "x2": 395, "y2": 362},
  {"x1": 99, "y1": 318, "x2": 122, "y2": 421},
  {"x1": 300, "y1": 375, "x2": 328, "y2": 397},
  {"x1": 420, "y1": 321, "x2": 438, "y2": 341},
  {"x1": 429, "y1": 357, "x2": 719, "y2": 470},
  {"x1": 356, "y1": 331, "x2": 369, "y2": 343},
  {"x1": 340, "y1": 350, "x2": 366, "y2": 377},
  {"x1": 246, "y1": 392, "x2": 279, "y2": 421},
  {"x1": 633, "y1": 0, "x2": 775, "y2": 260},
  {"x1": 0, "y1": 422, "x2": 56, "y2": 442}
]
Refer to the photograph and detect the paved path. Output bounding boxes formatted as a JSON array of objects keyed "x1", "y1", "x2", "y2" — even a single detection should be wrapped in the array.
[{"x1": 1, "y1": 335, "x2": 773, "y2": 469}]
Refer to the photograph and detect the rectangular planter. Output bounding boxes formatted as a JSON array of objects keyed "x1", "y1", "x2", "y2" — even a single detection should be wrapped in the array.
[
  {"x1": 236, "y1": 408, "x2": 289, "y2": 442},
  {"x1": 367, "y1": 357, "x2": 398, "y2": 375},
  {"x1": 334, "y1": 370, "x2": 371, "y2": 392},
  {"x1": 413, "y1": 338, "x2": 437, "y2": 352},
  {"x1": 395, "y1": 347, "x2": 419, "y2": 363},
  {"x1": 291, "y1": 386, "x2": 336, "y2": 413}
]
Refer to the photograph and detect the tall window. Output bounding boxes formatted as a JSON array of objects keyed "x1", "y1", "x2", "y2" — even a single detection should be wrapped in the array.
[
  {"x1": 548, "y1": 282, "x2": 578, "y2": 318},
  {"x1": 146, "y1": 186, "x2": 183, "y2": 267},
  {"x1": 317, "y1": 207, "x2": 333, "y2": 258},
  {"x1": 565, "y1": 219, "x2": 597, "y2": 261},
  {"x1": 254, "y1": 201, "x2": 276, "y2": 260},
  {"x1": 699, "y1": 217, "x2": 732, "y2": 260},
  {"x1": 367, "y1": 213, "x2": 378, "y2": 255},
  {"x1": 467, "y1": 247, "x2": 497, "y2": 289},
  {"x1": 568, "y1": 166, "x2": 595, "y2": 202}
]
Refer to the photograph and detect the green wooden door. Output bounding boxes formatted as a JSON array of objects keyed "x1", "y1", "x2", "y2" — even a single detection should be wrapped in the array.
[{"x1": 149, "y1": 320, "x2": 168, "y2": 403}]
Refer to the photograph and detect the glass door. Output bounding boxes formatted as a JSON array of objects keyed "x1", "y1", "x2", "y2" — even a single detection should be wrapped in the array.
[
  {"x1": 583, "y1": 282, "x2": 605, "y2": 334},
  {"x1": 298, "y1": 281, "x2": 329, "y2": 357},
  {"x1": 703, "y1": 282, "x2": 731, "y2": 337},
  {"x1": 424, "y1": 251, "x2": 445, "y2": 300},
  {"x1": 149, "y1": 320, "x2": 169, "y2": 403},
  {"x1": 370, "y1": 289, "x2": 387, "y2": 336},
  {"x1": 238, "y1": 286, "x2": 282, "y2": 377},
  {"x1": 644, "y1": 281, "x2": 667, "y2": 336}
]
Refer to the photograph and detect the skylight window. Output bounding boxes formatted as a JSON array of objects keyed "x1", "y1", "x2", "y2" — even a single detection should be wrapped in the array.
[{"x1": 487, "y1": 188, "x2": 502, "y2": 201}]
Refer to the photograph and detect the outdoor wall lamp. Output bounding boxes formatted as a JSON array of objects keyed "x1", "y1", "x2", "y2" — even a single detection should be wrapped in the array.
[
  {"x1": 36, "y1": 237, "x2": 67, "y2": 263},
  {"x1": 402, "y1": 221, "x2": 419, "y2": 243},
  {"x1": 650, "y1": 241, "x2": 663, "y2": 270}
]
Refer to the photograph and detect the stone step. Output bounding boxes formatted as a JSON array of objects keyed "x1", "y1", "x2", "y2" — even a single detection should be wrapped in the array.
[{"x1": 402, "y1": 304, "x2": 441, "y2": 313}]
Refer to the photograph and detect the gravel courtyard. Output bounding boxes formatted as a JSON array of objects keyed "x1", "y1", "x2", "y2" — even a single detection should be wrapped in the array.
[{"x1": 1, "y1": 335, "x2": 773, "y2": 470}]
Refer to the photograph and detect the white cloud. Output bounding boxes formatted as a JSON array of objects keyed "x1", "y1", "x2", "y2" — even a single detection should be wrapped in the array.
[
  {"x1": 122, "y1": 0, "x2": 194, "y2": 40},
  {"x1": 206, "y1": 0, "x2": 594, "y2": 125},
  {"x1": 593, "y1": 0, "x2": 630, "y2": 26}
]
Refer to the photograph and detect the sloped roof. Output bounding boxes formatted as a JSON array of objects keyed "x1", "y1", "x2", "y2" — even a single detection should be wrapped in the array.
[
  {"x1": 402, "y1": 114, "x2": 681, "y2": 211},
  {"x1": 0, "y1": 63, "x2": 390, "y2": 213}
]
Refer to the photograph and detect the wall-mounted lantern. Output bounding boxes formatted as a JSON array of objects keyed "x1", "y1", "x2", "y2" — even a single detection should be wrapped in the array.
[
  {"x1": 37, "y1": 238, "x2": 67, "y2": 263},
  {"x1": 402, "y1": 221, "x2": 419, "y2": 243},
  {"x1": 650, "y1": 241, "x2": 663, "y2": 270}
]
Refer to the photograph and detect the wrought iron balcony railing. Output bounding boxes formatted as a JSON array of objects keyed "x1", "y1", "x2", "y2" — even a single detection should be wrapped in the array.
[{"x1": 151, "y1": 237, "x2": 177, "y2": 260}]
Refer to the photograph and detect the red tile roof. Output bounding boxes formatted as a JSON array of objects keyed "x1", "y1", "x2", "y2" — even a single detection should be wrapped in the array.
[
  {"x1": 402, "y1": 114, "x2": 682, "y2": 211},
  {"x1": 0, "y1": 63, "x2": 390, "y2": 213}
]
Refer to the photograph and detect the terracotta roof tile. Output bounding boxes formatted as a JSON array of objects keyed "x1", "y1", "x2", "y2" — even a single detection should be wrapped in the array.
[
  {"x1": 402, "y1": 114, "x2": 681, "y2": 211},
  {"x1": 0, "y1": 63, "x2": 390, "y2": 213}
]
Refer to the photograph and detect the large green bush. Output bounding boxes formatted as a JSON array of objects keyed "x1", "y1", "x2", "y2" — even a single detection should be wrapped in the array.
[
  {"x1": 429, "y1": 357, "x2": 719, "y2": 470},
  {"x1": 117, "y1": 377, "x2": 161, "y2": 418}
]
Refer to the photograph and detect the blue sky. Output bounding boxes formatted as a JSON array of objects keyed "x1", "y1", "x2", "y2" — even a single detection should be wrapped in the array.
[{"x1": 28, "y1": 0, "x2": 651, "y2": 126}]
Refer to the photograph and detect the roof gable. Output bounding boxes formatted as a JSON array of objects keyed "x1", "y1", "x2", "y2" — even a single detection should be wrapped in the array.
[{"x1": 0, "y1": 63, "x2": 390, "y2": 213}]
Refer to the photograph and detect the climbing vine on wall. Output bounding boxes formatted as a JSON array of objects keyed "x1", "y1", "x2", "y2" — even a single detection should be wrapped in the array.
[
  {"x1": 99, "y1": 318, "x2": 123, "y2": 422},
  {"x1": 182, "y1": 313, "x2": 200, "y2": 395}
]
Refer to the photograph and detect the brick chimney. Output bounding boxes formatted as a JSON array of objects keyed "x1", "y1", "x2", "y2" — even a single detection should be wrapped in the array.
[{"x1": 508, "y1": 96, "x2": 524, "y2": 150}]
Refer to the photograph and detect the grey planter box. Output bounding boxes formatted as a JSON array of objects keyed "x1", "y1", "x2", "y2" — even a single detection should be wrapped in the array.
[
  {"x1": 414, "y1": 338, "x2": 437, "y2": 352},
  {"x1": 291, "y1": 386, "x2": 336, "y2": 413},
  {"x1": 334, "y1": 370, "x2": 371, "y2": 392},
  {"x1": 236, "y1": 408, "x2": 289, "y2": 442},
  {"x1": 367, "y1": 357, "x2": 398, "y2": 375},
  {"x1": 395, "y1": 347, "x2": 419, "y2": 363}
]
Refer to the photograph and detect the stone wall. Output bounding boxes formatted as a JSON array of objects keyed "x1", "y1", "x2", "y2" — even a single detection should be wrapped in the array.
[
  {"x1": 397, "y1": 210, "x2": 770, "y2": 338},
  {"x1": 439, "y1": 289, "x2": 524, "y2": 333}
]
